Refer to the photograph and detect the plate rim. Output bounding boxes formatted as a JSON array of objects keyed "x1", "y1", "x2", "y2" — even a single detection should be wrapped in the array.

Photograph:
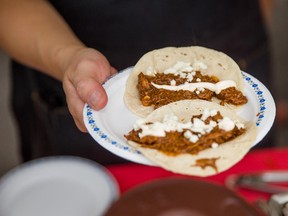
[
  {"x1": 84, "y1": 67, "x2": 276, "y2": 165},
  {"x1": 0, "y1": 156, "x2": 119, "y2": 215}
]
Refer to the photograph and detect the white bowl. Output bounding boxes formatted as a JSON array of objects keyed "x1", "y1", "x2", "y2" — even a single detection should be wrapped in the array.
[{"x1": 0, "y1": 156, "x2": 119, "y2": 216}]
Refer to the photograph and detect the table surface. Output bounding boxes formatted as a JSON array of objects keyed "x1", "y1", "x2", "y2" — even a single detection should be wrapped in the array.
[{"x1": 107, "y1": 147, "x2": 288, "y2": 203}]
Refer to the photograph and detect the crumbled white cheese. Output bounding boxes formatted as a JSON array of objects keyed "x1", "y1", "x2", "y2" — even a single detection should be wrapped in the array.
[
  {"x1": 164, "y1": 61, "x2": 194, "y2": 81},
  {"x1": 145, "y1": 66, "x2": 157, "y2": 76},
  {"x1": 218, "y1": 117, "x2": 235, "y2": 131},
  {"x1": 211, "y1": 143, "x2": 219, "y2": 149},
  {"x1": 170, "y1": 79, "x2": 176, "y2": 86},
  {"x1": 191, "y1": 118, "x2": 214, "y2": 134},
  {"x1": 199, "y1": 87, "x2": 205, "y2": 92},
  {"x1": 146, "y1": 61, "x2": 237, "y2": 94},
  {"x1": 133, "y1": 110, "x2": 243, "y2": 142},
  {"x1": 235, "y1": 121, "x2": 245, "y2": 129},
  {"x1": 201, "y1": 109, "x2": 218, "y2": 121},
  {"x1": 184, "y1": 131, "x2": 199, "y2": 143},
  {"x1": 186, "y1": 73, "x2": 194, "y2": 82},
  {"x1": 209, "y1": 120, "x2": 217, "y2": 128},
  {"x1": 193, "y1": 60, "x2": 208, "y2": 71},
  {"x1": 201, "y1": 109, "x2": 211, "y2": 121},
  {"x1": 164, "y1": 61, "x2": 194, "y2": 74},
  {"x1": 136, "y1": 114, "x2": 192, "y2": 138}
]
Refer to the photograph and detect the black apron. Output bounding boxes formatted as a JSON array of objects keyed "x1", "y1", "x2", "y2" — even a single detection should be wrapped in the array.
[{"x1": 11, "y1": 0, "x2": 274, "y2": 165}]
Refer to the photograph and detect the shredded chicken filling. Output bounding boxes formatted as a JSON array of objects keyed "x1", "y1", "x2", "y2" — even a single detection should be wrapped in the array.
[
  {"x1": 137, "y1": 72, "x2": 247, "y2": 108},
  {"x1": 125, "y1": 112, "x2": 246, "y2": 156}
]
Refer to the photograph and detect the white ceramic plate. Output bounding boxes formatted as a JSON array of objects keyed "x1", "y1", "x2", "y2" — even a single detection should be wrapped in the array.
[
  {"x1": 0, "y1": 156, "x2": 119, "y2": 216},
  {"x1": 83, "y1": 67, "x2": 276, "y2": 165}
]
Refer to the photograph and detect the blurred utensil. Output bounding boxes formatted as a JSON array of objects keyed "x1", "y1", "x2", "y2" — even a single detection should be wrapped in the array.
[
  {"x1": 226, "y1": 171, "x2": 288, "y2": 194},
  {"x1": 226, "y1": 171, "x2": 288, "y2": 215},
  {"x1": 268, "y1": 193, "x2": 288, "y2": 216}
]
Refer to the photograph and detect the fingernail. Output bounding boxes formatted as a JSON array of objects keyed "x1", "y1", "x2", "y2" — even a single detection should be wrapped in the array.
[{"x1": 89, "y1": 91, "x2": 99, "y2": 109}]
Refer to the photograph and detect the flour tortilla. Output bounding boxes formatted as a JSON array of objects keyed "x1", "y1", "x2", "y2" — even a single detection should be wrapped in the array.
[
  {"x1": 124, "y1": 46, "x2": 244, "y2": 117},
  {"x1": 126, "y1": 100, "x2": 257, "y2": 177}
]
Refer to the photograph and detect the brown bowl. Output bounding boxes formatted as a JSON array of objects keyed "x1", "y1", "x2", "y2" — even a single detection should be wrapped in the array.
[{"x1": 104, "y1": 178, "x2": 260, "y2": 216}]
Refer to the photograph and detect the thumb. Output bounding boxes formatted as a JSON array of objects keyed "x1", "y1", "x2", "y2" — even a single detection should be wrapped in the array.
[{"x1": 76, "y1": 77, "x2": 108, "y2": 110}]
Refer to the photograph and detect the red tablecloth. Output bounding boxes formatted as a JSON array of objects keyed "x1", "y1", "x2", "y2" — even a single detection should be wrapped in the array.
[{"x1": 107, "y1": 147, "x2": 288, "y2": 203}]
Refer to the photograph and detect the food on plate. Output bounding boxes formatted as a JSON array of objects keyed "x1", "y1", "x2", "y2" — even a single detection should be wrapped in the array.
[
  {"x1": 124, "y1": 100, "x2": 257, "y2": 176},
  {"x1": 124, "y1": 46, "x2": 247, "y2": 117}
]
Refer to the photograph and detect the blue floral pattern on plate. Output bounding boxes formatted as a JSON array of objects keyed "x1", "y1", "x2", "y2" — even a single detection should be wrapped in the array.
[
  {"x1": 83, "y1": 68, "x2": 275, "y2": 164},
  {"x1": 241, "y1": 72, "x2": 266, "y2": 127},
  {"x1": 86, "y1": 105, "x2": 141, "y2": 154}
]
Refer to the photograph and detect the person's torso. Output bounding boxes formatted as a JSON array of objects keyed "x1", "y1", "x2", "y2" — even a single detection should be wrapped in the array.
[{"x1": 49, "y1": 0, "x2": 267, "y2": 69}]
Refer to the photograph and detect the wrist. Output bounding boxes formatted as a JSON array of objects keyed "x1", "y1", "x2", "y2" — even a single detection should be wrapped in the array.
[{"x1": 51, "y1": 43, "x2": 86, "y2": 81}]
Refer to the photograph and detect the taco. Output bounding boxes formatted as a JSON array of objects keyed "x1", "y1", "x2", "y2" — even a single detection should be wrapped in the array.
[
  {"x1": 124, "y1": 100, "x2": 257, "y2": 177},
  {"x1": 124, "y1": 46, "x2": 247, "y2": 117}
]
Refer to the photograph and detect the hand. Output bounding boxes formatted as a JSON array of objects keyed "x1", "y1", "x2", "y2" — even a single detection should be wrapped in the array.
[{"x1": 62, "y1": 48, "x2": 117, "y2": 132}]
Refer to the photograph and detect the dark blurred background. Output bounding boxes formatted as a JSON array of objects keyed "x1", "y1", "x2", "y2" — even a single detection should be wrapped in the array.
[{"x1": 1, "y1": 0, "x2": 288, "y2": 177}]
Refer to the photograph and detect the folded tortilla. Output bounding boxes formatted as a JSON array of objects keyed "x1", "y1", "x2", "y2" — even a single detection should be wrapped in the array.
[
  {"x1": 124, "y1": 46, "x2": 245, "y2": 117},
  {"x1": 126, "y1": 100, "x2": 256, "y2": 177}
]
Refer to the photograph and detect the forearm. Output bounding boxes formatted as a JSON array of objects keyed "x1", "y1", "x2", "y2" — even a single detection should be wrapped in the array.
[
  {"x1": 259, "y1": 0, "x2": 275, "y2": 29},
  {"x1": 0, "y1": 0, "x2": 85, "y2": 80}
]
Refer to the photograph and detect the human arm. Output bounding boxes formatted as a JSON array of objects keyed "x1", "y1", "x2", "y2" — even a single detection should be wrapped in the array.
[
  {"x1": 259, "y1": 0, "x2": 275, "y2": 29},
  {"x1": 0, "y1": 0, "x2": 116, "y2": 131}
]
